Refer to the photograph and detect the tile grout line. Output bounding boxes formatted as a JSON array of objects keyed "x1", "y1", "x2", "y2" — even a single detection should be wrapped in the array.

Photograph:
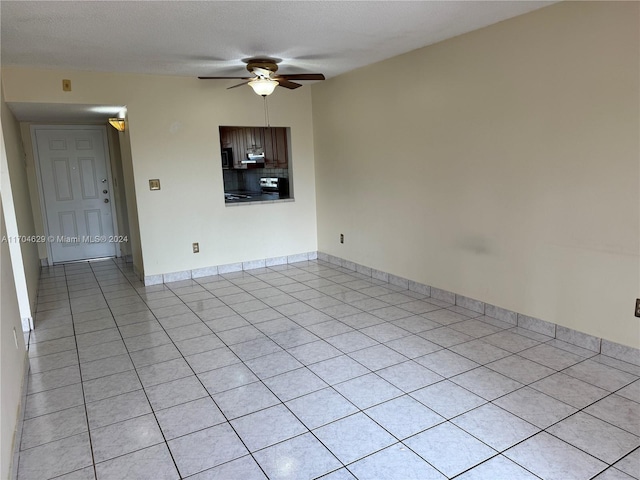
[
  {"x1": 148, "y1": 264, "x2": 422, "y2": 476},
  {"x1": 25, "y1": 263, "x2": 638, "y2": 440},
  {"x1": 111, "y1": 260, "x2": 277, "y2": 479},
  {"x1": 64, "y1": 263, "x2": 99, "y2": 480},
  {"x1": 160, "y1": 265, "x2": 353, "y2": 477},
  {"x1": 19, "y1": 259, "x2": 640, "y2": 480},
  {"x1": 167, "y1": 266, "x2": 511, "y2": 478},
  {"x1": 92, "y1": 260, "x2": 189, "y2": 478}
]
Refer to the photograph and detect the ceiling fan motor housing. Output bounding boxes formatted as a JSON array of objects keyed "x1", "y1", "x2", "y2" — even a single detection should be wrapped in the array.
[
  {"x1": 246, "y1": 59, "x2": 279, "y2": 76},
  {"x1": 198, "y1": 57, "x2": 323, "y2": 91}
]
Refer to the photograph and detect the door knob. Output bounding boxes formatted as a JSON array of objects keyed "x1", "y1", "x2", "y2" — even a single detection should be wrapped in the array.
[
  {"x1": 104, "y1": 199, "x2": 109, "y2": 203},
  {"x1": 103, "y1": 190, "x2": 108, "y2": 194}
]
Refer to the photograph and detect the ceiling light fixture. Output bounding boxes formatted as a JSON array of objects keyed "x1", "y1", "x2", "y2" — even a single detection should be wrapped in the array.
[
  {"x1": 248, "y1": 78, "x2": 278, "y2": 96},
  {"x1": 108, "y1": 118, "x2": 126, "y2": 132}
]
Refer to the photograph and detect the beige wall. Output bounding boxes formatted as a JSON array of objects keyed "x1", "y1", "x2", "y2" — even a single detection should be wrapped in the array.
[
  {"x1": 116, "y1": 119, "x2": 144, "y2": 274},
  {"x1": 1, "y1": 84, "x2": 35, "y2": 479},
  {"x1": 1, "y1": 88, "x2": 39, "y2": 313},
  {"x1": 2, "y1": 69, "x2": 318, "y2": 276},
  {"x1": 0, "y1": 201, "x2": 28, "y2": 480},
  {"x1": 105, "y1": 128, "x2": 131, "y2": 258},
  {"x1": 312, "y1": 2, "x2": 639, "y2": 347}
]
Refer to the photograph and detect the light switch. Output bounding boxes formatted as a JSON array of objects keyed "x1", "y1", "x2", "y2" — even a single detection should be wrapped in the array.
[
  {"x1": 62, "y1": 79, "x2": 72, "y2": 91},
  {"x1": 149, "y1": 179, "x2": 161, "y2": 191}
]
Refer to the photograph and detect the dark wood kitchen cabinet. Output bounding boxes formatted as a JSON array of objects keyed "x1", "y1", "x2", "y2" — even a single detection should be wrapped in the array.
[
  {"x1": 263, "y1": 127, "x2": 288, "y2": 168},
  {"x1": 263, "y1": 129, "x2": 275, "y2": 168},
  {"x1": 219, "y1": 126, "x2": 288, "y2": 169},
  {"x1": 274, "y1": 128, "x2": 288, "y2": 168},
  {"x1": 220, "y1": 128, "x2": 232, "y2": 148},
  {"x1": 230, "y1": 128, "x2": 246, "y2": 169},
  {"x1": 245, "y1": 127, "x2": 264, "y2": 151}
]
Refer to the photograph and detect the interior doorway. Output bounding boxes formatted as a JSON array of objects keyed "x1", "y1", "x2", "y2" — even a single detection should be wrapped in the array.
[{"x1": 32, "y1": 125, "x2": 120, "y2": 264}]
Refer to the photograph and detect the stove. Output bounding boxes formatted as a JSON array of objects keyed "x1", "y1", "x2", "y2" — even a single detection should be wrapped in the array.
[
  {"x1": 260, "y1": 177, "x2": 290, "y2": 198},
  {"x1": 259, "y1": 177, "x2": 279, "y2": 192}
]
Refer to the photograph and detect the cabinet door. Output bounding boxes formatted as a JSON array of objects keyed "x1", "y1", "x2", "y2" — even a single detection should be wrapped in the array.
[
  {"x1": 245, "y1": 128, "x2": 255, "y2": 149},
  {"x1": 274, "y1": 128, "x2": 288, "y2": 168},
  {"x1": 232, "y1": 129, "x2": 246, "y2": 169},
  {"x1": 263, "y1": 128, "x2": 276, "y2": 168},
  {"x1": 254, "y1": 128, "x2": 265, "y2": 150},
  {"x1": 220, "y1": 128, "x2": 232, "y2": 148}
]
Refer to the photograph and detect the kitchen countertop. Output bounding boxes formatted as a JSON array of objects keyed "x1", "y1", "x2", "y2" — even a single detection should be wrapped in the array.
[{"x1": 224, "y1": 190, "x2": 291, "y2": 204}]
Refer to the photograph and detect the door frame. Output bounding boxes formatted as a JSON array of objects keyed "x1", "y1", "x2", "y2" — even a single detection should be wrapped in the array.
[{"x1": 31, "y1": 124, "x2": 121, "y2": 265}]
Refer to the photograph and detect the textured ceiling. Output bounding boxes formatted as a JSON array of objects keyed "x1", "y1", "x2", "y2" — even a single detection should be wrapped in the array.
[{"x1": 1, "y1": 1, "x2": 554, "y2": 80}]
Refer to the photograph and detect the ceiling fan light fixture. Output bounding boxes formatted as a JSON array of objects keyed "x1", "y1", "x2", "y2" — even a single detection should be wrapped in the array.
[
  {"x1": 108, "y1": 118, "x2": 126, "y2": 132},
  {"x1": 248, "y1": 78, "x2": 278, "y2": 96}
]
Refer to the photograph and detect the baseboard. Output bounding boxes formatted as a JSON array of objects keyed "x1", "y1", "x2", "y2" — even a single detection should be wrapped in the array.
[
  {"x1": 143, "y1": 251, "x2": 319, "y2": 287},
  {"x1": 137, "y1": 249, "x2": 637, "y2": 366},
  {"x1": 316, "y1": 252, "x2": 640, "y2": 367}
]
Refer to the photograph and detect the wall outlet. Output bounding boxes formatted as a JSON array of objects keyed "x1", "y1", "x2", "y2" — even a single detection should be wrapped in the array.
[
  {"x1": 340, "y1": 233, "x2": 344, "y2": 244},
  {"x1": 635, "y1": 298, "x2": 640, "y2": 318},
  {"x1": 192, "y1": 242, "x2": 200, "y2": 253}
]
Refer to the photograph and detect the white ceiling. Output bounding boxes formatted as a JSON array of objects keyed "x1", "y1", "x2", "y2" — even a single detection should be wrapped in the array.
[{"x1": 1, "y1": 0, "x2": 554, "y2": 121}]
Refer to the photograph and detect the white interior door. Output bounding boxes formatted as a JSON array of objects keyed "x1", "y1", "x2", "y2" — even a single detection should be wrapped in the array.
[{"x1": 34, "y1": 126, "x2": 117, "y2": 263}]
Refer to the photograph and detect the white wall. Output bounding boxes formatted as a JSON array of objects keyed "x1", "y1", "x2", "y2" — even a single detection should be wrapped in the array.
[
  {"x1": 0, "y1": 200, "x2": 28, "y2": 480},
  {"x1": 312, "y1": 2, "x2": 639, "y2": 348},
  {"x1": 2, "y1": 70, "x2": 318, "y2": 277}
]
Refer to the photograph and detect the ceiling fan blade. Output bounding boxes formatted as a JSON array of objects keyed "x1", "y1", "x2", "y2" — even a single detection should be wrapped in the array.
[
  {"x1": 276, "y1": 79, "x2": 303, "y2": 89},
  {"x1": 227, "y1": 80, "x2": 251, "y2": 89},
  {"x1": 277, "y1": 73, "x2": 325, "y2": 81},
  {"x1": 198, "y1": 76, "x2": 252, "y2": 80}
]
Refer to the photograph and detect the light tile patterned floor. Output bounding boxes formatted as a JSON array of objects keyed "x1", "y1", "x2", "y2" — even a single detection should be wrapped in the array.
[{"x1": 15, "y1": 258, "x2": 640, "y2": 480}]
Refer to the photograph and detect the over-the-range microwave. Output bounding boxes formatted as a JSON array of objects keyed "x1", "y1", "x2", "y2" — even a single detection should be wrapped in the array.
[{"x1": 221, "y1": 147, "x2": 233, "y2": 169}]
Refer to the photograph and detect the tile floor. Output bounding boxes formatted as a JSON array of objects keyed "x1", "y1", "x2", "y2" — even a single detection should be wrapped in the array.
[{"x1": 14, "y1": 258, "x2": 640, "y2": 480}]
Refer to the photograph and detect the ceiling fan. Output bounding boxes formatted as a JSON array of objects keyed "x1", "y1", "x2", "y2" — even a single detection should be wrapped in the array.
[{"x1": 198, "y1": 57, "x2": 325, "y2": 96}]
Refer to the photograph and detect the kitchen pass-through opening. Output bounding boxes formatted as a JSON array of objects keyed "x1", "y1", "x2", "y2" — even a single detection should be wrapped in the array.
[{"x1": 219, "y1": 126, "x2": 293, "y2": 205}]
